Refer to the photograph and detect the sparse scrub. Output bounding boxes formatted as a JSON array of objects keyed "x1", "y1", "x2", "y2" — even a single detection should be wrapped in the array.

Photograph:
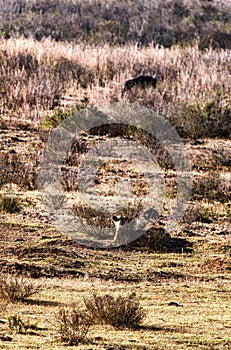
[
  {"x1": 84, "y1": 292, "x2": 145, "y2": 329},
  {"x1": 0, "y1": 273, "x2": 42, "y2": 303},
  {"x1": 57, "y1": 307, "x2": 92, "y2": 345},
  {"x1": 0, "y1": 0, "x2": 230, "y2": 49}
]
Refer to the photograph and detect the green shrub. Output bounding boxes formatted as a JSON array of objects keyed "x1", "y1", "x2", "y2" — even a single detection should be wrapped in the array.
[
  {"x1": 171, "y1": 96, "x2": 231, "y2": 139},
  {"x1": 42, "y1": 108, "x2": 72, "y2": 128},
  {"x1": 42, "y1": 98, "x2": 90, "y2": 128}
]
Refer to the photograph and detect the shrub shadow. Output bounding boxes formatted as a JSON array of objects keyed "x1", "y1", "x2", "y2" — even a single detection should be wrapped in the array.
[
  {"x1": 24, "y1": 299, "x2": 63, "y2": 307},
  {"x1": 168, "y1": 237, "x2": 193, "y2": 253}
]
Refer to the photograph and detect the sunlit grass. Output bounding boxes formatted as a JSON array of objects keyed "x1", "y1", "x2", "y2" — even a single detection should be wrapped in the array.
[{"x1": 0, "y1": 37, "x2": 230, "y2": 139}]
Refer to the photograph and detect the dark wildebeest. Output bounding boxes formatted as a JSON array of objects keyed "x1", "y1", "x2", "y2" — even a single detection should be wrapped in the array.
[{"x1": 122, "y1": 75, "x2": 157, "y2": 96}]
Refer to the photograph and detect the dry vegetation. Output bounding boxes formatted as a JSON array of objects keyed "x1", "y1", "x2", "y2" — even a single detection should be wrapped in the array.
[
  {"x1": 0, "y1": 37, "x2": 230, "y2": 138},
  {"x1": 1, "y1": 0, "x2": 231, "y2": 48},
  {"x1": 0, "y1": 273, "x2": 42, "y2": 303},
  {"x1": 0, "y1": 1, "x2": 231, "y2": 349}
]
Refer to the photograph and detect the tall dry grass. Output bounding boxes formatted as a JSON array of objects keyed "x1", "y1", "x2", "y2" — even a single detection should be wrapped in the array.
[{"x1": 0, "y1": 37, "x2": 230, "y2": 137}]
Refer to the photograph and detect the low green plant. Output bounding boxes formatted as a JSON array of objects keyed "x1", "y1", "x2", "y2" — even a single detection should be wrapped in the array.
[
  {"x1": 8, "y1": 314, "x2": 39, "y2": 334},
  {"x1": 84, "y1": 292, "x2": 145, "y2": 329},
  {"x1": 42, "y1": 99, "x2": 90, "y2": 128},
  {"x1": 42, "y1": 108, "x2": 73, "y2": 128}
]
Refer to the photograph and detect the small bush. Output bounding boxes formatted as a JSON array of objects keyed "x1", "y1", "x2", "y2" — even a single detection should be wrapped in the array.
[
  {"x1": 0, "y1": 194, "x2": 21, "y2": 213},
  {"x1": 170, "y1": 96, "x2": 231, "y2": 139},
  {"x1": 84, "y1": 292, "x2": 145, "y2": 329},
  {"x1": 0, "y1": 274, "x2": 42, "y2": 303},
  {"x1": 0, "y1": 153, "x2": 38, "y2": 190},
  {"x1": 193, "y1": 172, "x2": 230, "y2": 202},
  {"x1": 57, "y1": 307, "x2": 92, "y2": 345},
  {"x1": 42, "y1": 108, "x2": 73, "y2": 128}
]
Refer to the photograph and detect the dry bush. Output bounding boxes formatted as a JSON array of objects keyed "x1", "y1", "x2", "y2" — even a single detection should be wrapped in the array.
[
  {"x1": 183, "y1": 202, "x2": 214, "y2": 224},
  {"x1": 212, "y1": 147, "x2": 231, "y2": 168},
  {"x1": 0, "y1": 152, "x2": 38, "y2": 190},
  {"x1": 72, "y1": 205, "x2": 113, "y2": 228},
  {"x1": 84, "y1": 292, "x2": 145, "y2": 329},
  {"x1": 0, "y1": 274, "x2": 42, "y2": 303},
  {"x1": 193, "y1": 172, "x2": 230, "y2": 203},
  {"x1": 57, "y1": 307, "x2": 92, "y2": 345},
  {"x1": 0, "y1": 194, "x2": 21, "y2": 213},
  {"x1": 182, "y1": 203, "x2": 201, "y2": 225},
  {"x1": 170, "y1": 96, "x2": 231, "y2": 139}
]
